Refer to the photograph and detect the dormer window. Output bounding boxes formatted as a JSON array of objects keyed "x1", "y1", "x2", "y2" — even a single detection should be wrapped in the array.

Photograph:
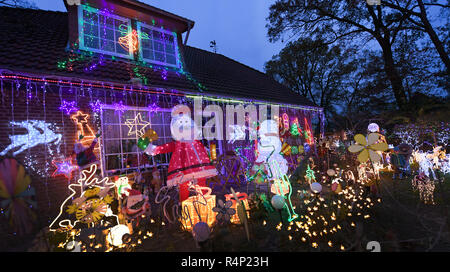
[
  {"x1": 137, "y1": 22, "x2": 180, "y2": 68},
  {"x1": 78, "y1": 5, "x2": 133, "y2": 59}
]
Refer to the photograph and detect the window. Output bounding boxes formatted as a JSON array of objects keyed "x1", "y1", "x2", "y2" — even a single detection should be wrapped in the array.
[
  {"x1": 100, "y1": 105, "x2": 172, "y2": 175},
  {"x1": 137, "y1": 22, "x2": 180, "y2": 68},
  {"x1": 78, "y1": 5, "x2": 133, "y2": 59}
]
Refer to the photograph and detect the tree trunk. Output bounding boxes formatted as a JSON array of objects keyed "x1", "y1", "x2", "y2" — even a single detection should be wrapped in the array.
[
  {"x1": 379, "y1": 38, "x2": 408, "y2": 110},
  {"x1": 417, "y1": 0, "x2": 450, "y2": 74}
]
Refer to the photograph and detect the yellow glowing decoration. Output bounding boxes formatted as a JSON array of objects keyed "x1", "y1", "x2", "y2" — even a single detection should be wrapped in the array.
[
  {"x1": 49, "y1": 164, "x2": 116, "y2": 231},
  {"x1": 210, "y1": 143, "x2": 217, "y2": 161},
  {"x1": 224, "y1": 192, "x2": 250, "y2": 224},
  {"x1": 348, "y1": 133, "x2": 388, "y2": 163},
  {"x1": 180, "y1": 185, "x2": 217, "y2": 231},
  {"x1": 118, "y1": 29, "x2": 139, "y2": 53},
  {"x1": 125, "y1": 113, "x2": 150, "y2": 138}
]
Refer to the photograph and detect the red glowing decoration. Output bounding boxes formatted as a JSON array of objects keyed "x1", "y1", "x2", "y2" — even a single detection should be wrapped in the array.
[{"x1": 52, "y1": 158, "x2": 78, "y2": 180}]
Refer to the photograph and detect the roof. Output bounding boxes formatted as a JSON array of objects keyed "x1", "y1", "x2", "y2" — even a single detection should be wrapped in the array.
[
  {"x1": 118, "y1": 0, "x2": 195, "y2": 32},
  {"x1": 0, "y1": 6, "x2": 316, "y2": 107}
]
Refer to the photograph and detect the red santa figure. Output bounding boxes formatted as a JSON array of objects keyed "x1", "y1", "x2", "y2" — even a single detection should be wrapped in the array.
[{"x1": 143, "y1": 106, "x2": 217, "y2": 202}]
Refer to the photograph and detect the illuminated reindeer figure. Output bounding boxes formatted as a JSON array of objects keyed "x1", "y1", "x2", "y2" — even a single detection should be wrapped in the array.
[{"x1": 0, "y1": 120, "x2": 62, "y2": 156}]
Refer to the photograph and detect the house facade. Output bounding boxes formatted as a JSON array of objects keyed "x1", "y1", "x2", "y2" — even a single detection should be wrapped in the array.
[{"x1": 0, "y1": 0, "x2": 324, "y2": 228}]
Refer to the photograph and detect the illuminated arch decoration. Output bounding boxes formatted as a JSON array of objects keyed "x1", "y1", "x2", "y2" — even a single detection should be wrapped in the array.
[{"x1": 49, "y1": 164, "x2": 117, "y2": 231}]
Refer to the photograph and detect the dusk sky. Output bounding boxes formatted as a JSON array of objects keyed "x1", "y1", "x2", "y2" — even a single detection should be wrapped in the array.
[{"x1": 34, "y1": 0, "x2": 286, "y2": 73}]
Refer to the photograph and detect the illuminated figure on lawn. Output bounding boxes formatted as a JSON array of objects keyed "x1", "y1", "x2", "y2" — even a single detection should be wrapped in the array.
[
  {"x1": 143, "y1": 106, "x2": 217, "y2": 202},
  {"x1": 255, "y1": 119, "x2": 297, "y2": 221}
]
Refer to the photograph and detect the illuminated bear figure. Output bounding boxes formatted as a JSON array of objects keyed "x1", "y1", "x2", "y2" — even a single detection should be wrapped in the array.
[{"x1": 143, "y1": 106, "x2": 217, "y2": 202}]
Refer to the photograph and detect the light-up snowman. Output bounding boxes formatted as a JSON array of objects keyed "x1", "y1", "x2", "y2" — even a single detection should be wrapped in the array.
[
  {"x1": 143, "y1": 107, "x2": 217, "y2": 202},
  {"x1": 255, "y1": 120, "x2": 289, "y2": 184},
  {"x1": 255, "y1": 119, "x2": 298, "y2": 221}
]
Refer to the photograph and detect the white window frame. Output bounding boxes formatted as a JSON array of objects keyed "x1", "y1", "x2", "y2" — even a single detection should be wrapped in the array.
[
  {"x1": 77, "y1": 5, "x2": 134, "y2": 60},
  {"x1": 99, "y1": 104, "x2": 172, "y2": 175},
  {"x1": 137, "y1": 21, "x2": 181, "y2": 68}
]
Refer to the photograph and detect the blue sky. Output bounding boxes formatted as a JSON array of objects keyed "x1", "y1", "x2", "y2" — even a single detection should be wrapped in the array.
[{"x1": 35, "y1": 0, "x2": 285, "y2": 73}]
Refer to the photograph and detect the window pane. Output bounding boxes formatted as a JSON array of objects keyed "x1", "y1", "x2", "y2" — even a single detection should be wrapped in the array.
[
  {"x1": 100, "y1": 28, "x2": 115, "y2": 41},
  {"x1": 123, "y1": 154, "x2": 139, "y2": 168},
  {"x1": 103, "y1": 124, "x2": 121, "y2": 139},
  {"x1": 100, "y1": 39, "x2": 115, "y2": 52},
  {"x1": 104, "y1": 139, "x2": 121, "y2": 154},
  {"x1": 154, "y1": 41, "x2": 164, "y2": 52},
  {"x1": 165, "y1": 43, "x2": 175, "y2": 54},
  {"x1": 80, "y1": 6, "x2": 131, "y2": 58},
  {"x1": 164, "y1": 34, "x2": 174, "y2": 43},
  {"x1": 83, "y1": 23, "x2": 98, "y2": 37},
  {"x1": 122, "y1": 139, "x2": 138, "y2": 153},
  {"x1": 99, "y1": 15, "x2": 114, "y2": 29},
  {"x1": 116, "y1": 43, "x2": 129, "y2": 55},
  {"x1": 143, "y1": 50, "x2": 153, "y2": 60},
  {"x1": 153, "y1": 30, "x2": 163, "y2": 40},
  {"x1": 102, "y1": 109, "x2": 119, "y2": 123},
  {"x1": 101, "y1": 107, "x2": 172, "y2": 174},
  {"x1": 155, "y1": 51, "x2": 165, "y2": 62},
  {"x1": 106, "y1": 155, "x2": 121, "y2": 171},
  {"x1": 142, "y1": 39, "x2": 152, "y2": 49},
  {"x1": 84, "y1": 35, "x2": 99, "y2": 49},
  {"x1": 83, "y1": 10, "x2": 98, "y2": 23},
  {"x1": 166, "y1": 54, "x2": 176, "y2": 65}
]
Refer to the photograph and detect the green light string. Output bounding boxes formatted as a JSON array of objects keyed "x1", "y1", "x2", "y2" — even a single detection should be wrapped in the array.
[
  {"x1": 305, "y1": 164, "x2": 316, "y2": 183},
  {"x1": 271, "y1": 160, "x2": 299, "y2": 222}
]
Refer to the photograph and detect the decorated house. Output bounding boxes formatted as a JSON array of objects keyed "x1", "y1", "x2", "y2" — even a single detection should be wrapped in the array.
[{"x1": 0, "y1": 0, "x2": 324, "y2": 232}]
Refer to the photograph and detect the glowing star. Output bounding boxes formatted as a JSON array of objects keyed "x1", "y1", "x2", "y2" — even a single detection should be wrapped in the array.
[
  {"x1": 147, "y1": 102, "x2": 160, "y2": 116},
  {"x1": 71, "y1": 111, "x2": 89, "y2": 124},
  {"x1": 70, "y1": 111, "x2": 97, "y2": 145},
  {"x1": 0, "y1": 120, "x2": 62, "y2": 156},
  {"x1": 113, "y1": 101, "x2": 126, "y2": 115},
  {"x1": 124, "y1": 113, "x2": 150, "y2": 138},
  {"x1": 52, "y1": 158, "x2": 78, "y2": 180},
  {"x1": 89, "y1": 100, "x2": 103, "y2": 113},
  {"x1": 59, "y1": 100, "x2": 79, "y2": 115}
]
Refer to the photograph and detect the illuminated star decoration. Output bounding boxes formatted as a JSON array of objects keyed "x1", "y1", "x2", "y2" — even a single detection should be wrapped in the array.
[
  {"x1": 125, "y1": 113, "x2": 150, "y2": 138},
  {"x1": 52, "y1": 158, "x2": 78, "y2": 180},
  {"x1": 89, "y1": 100, "x2": 103, "y2": 113},
  {"x1": 59, "y1": 100, "x2": 79, "y2": 115},
  {"x1": 147, "y1": 102, "x2": 160, "y2": 117},
  {"x1": 71, "y1": 111, "x2": 89, "y2": 125},
  {"x1": 113, "y1": 101, "x2": 126, "y2": 115}
]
